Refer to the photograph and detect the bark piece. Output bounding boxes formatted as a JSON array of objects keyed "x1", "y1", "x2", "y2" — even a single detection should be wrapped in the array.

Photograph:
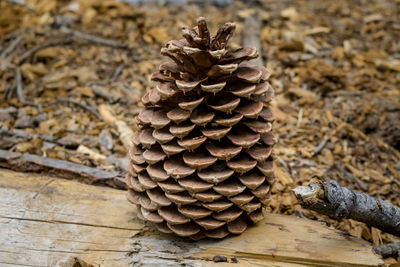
[{"x1": 0, "y1": 149, "x2": 121, "y2": 186}]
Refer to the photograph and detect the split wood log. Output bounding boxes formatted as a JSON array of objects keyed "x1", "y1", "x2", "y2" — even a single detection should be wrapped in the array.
[
  {"x1": 0, "y1": 169, "x2": 383, "y2": 266},
  {"x1": 293, "y1": 180, "x2": 400, "y2": 237}
]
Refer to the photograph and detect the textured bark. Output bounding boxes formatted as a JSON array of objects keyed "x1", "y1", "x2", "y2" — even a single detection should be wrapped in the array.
[
  {"x1": 293, "y1": 180, "x2": 400, "y2": 237},
  {"x1": 373, "y1": 242, "x2": 400, "y2": 258}
]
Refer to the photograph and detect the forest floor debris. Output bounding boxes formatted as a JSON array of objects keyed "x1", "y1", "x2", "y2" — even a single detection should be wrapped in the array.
[{"x1": 0, "y1": 0, "x2": 399, "y2": 263}]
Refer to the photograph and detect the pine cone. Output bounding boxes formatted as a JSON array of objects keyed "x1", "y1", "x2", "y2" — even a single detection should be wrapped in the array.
[{"x1": 126, "y1": 17, "x2": 276, "y2": 240}]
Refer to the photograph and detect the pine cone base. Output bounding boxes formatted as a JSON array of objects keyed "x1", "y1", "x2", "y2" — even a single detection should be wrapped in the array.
[{"x1": 126, "y1": 17, "x2": 276, "y2": 239}]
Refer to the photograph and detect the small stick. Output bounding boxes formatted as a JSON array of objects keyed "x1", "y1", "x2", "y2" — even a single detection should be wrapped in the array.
[
  {"x1": 77, "y1": 144, "x2": 106, "y2": 162},
  {"x1": 14, "y1": 68, "x2": 24, "y2": 102},
  {"x1": 1, "y1": 28, "x2": 26, "y2": 42},
  {"x1": 0, "y1": 35, "x2": 23, "y2": 59},
  {"x1": 311, "y1": 125, "x2": 343, "y2": 157},
  {"x1": 17, "y1": 39, "x2": 73, "y2": 64},
  {"x1": 111, "y1": 64, "x2": 124, "y2": 81},
  {"x1": 60, "y1": 27, "x2": 128, "y2": 48},
  {"x1": 327, "y1": 90, "x2": 363, "y2": 97},
  {"x1": 5, "y1": 128, "x2": 58, "y2": 143},
  {"x1": 48, "y1": 98, "x2": 102, "y2": 120},
  {"x1": 312, "y1": 135, "x2": 328, "y2": 156},
  {"x1": 296, "y1": 108, "x2": 303, "y2": 127},
  {"x1": 92, "y1": 85, "x2": 118, "y2": 102},
  {"x1": 2, "y1": 84, "x2": 13, "y2": 101},
  {"x1": 0, "y1": 106, "x2": 17, "y2": 114},
  {"x1": 335, "y1": 162, "x2": 368, "y2": 192},
  {"x1": 98, "y1": 104, "x2": 134, "y2": 149},
  {"x1": 373, "y1": 241, "x2": 400, "y2": 259},
  {"x1": 293, "y1": 180, "x2": 400, "y2": 237}
]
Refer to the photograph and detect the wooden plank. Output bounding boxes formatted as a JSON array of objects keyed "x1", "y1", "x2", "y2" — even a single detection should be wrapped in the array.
[
  {"x1": 131, "y1": 218, "x2": 384, "y2": 267},
  {"x1": 0, "y1": 169, "x2": 383, "y2": 267},
  {"x1": 0, "y1": 169, "x2": 142, "y2": 267},
  {"x1": 192, "y1": 216, "x2": 383, "y2": 266}
]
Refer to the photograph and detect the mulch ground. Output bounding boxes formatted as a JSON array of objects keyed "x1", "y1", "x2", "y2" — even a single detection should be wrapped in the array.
[{"x1": 1, "y1": 0, "x2": 399, "y2": 263}]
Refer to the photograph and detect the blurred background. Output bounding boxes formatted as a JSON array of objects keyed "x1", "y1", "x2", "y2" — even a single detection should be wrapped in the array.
[{"x1": 0, "y1": 0, "x2": 399, "y2": 261}]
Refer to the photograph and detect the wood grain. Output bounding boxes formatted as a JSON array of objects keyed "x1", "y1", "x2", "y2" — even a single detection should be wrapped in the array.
[
  {"x1": 0, "y1": 169, "x2": 383, "y2": 267},
  {"x1": 0, "y1": 169, "x2": 142, "y2": 266}
]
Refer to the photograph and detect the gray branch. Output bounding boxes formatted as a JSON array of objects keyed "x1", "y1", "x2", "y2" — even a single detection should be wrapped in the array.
[
  {"x1": 60, "y1": 27, "x2": 128, "y2": 48},
  {"x1": 373, "y1": 242, "x2": 400, "y2": 258},
  {"x1": 293, "y1": 180, "x2": 400, "y2": 237}
]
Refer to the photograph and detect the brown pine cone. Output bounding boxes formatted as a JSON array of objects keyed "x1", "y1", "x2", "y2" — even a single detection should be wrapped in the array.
[{"x1": 126, "y1": 17, "x2": 276, "y2": 240}]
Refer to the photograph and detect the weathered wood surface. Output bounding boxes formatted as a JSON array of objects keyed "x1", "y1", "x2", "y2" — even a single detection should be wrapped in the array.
[
  {"x1": 0, "y1": 169, "x2": 143, "y2": 267},
  {"x1": 0, "y1": 169, "x2": 383, "y2": 267}
]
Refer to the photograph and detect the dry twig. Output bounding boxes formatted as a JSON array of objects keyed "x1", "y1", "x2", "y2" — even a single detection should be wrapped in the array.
[
  {"x1": 60, "y1": 26, "x2": 128, "y2": 48},
  {"x1": 1, "y1": 128, "x2": 58, "y2": 143},
  {"x1": 293, "y1": 180, "x2": 400, "y2": 237},
  {"x1": 334, "y1": 162, "x2": 368, "y2": 192},
  {"x1": 335, "y1": 162, "x2": 368, "y2": 192},
  {"x1": 17, "y1": 39, "x2": 73, "y2": 64},
  {"x1": 0, "y1": 35, "x2": 23, "y2": 59},
  {"x1": 48, "y1": 98, "x2": 102, "y2": 120},
  {"x1": 2, "y1": 84, "x2": 13, "y2": 101},
  {"x1": 111, "y1": 64, "x2": 124, "y2": 81},
  {"x1": 312, "y1": 135, "x2": 328, "y2": 156},
  {"x1": 92, "y1": 85, "x2": 118, "y2": 102},
  {"x1": 1, "y1": 68, "x2": 24, "y2": 101},
  {"x1": 14, "y1": 68, "x2": 24, "y2": 102},
  {"x1": 98, "y1": 104, "x2": 134, "y2": 149}
]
